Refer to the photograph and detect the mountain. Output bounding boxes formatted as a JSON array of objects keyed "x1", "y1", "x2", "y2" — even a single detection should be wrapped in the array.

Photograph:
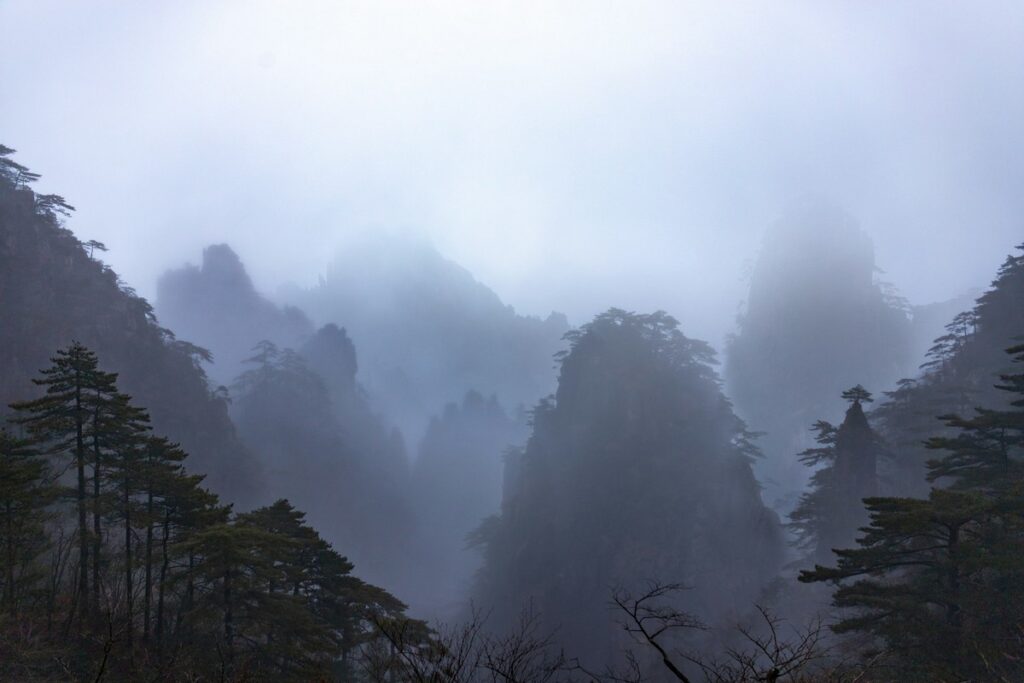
[
  {"x1": 873, "y1": 243, "x2": 1024, "y2": 496},
  {"x1": 230, "y1": 328, "x2": 413, "y2": 590},
  {"x1": 280, "y1": 232, "x2": 570, "y2": 443},
  {"x1": 0, "y1": 146, "x2": 263, "y2": 505},
  {"x1": 725, "y1": 202, "x2": 913, "y2": 512},
  {"x1": 908, "y1": 289, "x2": 983, "y2": 370},
  {"x1": 790, "y1": 387, "x2": 882, "y2": 567},
  {"x1": 157, "y1": 243, "x2": 313, "y2": 386},
  {"x1": 407, "y1": 390, "x2": 527, "y2": 619},
  {"x1": 473, "y1": 310, "x2": 784, "y2": 665}
]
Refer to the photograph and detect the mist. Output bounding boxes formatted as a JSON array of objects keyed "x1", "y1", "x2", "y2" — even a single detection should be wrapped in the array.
[
  {"x1": 3, "y1": 1, "x2": 1022, "y2": 346},
  {"x1": 3, "y1": 3, "x2": 1024, "y2": 681}
]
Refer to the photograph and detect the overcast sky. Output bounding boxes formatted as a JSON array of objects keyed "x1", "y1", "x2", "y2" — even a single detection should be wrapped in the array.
[{"x1": 3, "y1": 1, "x2": 1022, "y2": 348}]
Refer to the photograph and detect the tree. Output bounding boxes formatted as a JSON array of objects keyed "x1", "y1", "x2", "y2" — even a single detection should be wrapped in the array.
[
  {"x1": 0, "y1": 429, "x2": 56, "y2": 616},
  {"x1": 790, "y1": 386, "x2": 881, "y2": 565},
  {"x1": 154, "y1": 469, "x2": 226, "y2": 658},
  {"x1": 235, "y1": 498, "x2": 416, "y2": 678},
  {"x1": 0, "y1": 144, "x2": 41, "y2": 185},
  {"x1": 85, "y1": 372, "x2": 148, "y2": 624},
  {"x1": 474, "y1": 309, "x2": 784, "y2": 666},
  {"x1": 101, "y1": 393, "x2": 153, "y2": 653},
  {"x1": 925, "y1": 344, "x2": 1024, "y2": 493},
  {"x1": 137, "y1": 435, "x2": 187, "y2": 645},
  {"x1": 801, "y1": 345, "x2": 1024, "y2": 680},
  {"x1": 725, "y1": 204, "x2": 913, "y2": 511},
  {"x1": 873, "y1": 244, "x2": 1024, "y2": 498},
  {"x1": 10, "y1": 342, "x2": 105, "y2": 627},
  {"x1": 235, "y1": 500, "x2": 336, "y2": 675},
  {"x1": 800, "y1": 489, "x2": 995, "y2": 680}
]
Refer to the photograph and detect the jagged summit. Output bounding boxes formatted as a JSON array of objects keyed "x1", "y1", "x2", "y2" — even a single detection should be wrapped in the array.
[
  {"x1": 726, "y1": 202, "x2": 913, "y2": 512},
  {"x1": 0, "y1": 151, "x2": 263, "y2": 506},
  {"x1": 284, "y1": 233, "x2": 569, "y2": 442},
  {"x1": 197, "y1": 243, "x2": 255, "y2": 290},
  {"x1": 156, "y1": 244, "x2": 313, "y2": 385}
]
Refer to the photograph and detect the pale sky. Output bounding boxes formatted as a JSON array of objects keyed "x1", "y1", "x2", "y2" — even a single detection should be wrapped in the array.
[{"x1": 3, "y1": 1, "x2": 1022, "y2": 347}]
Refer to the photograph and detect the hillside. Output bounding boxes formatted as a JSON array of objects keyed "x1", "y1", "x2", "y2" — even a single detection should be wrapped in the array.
[
  {"x1": 281, "y1": 232, "x2": 570, "y2": 442},
  {"x1": 0, "y1": 146, "x2": 263, "y2": 505},
  {"x1": 157, "y1": 244, "x2": 314, "y2": 387}
]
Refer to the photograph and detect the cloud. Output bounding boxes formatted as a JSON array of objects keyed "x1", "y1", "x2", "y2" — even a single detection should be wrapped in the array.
[{"x1": 2, "y1": 1, "x2": 1022, "y2": 346}]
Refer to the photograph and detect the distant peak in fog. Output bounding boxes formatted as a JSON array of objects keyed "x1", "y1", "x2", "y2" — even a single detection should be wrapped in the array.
[
  {"x1": 754, "y1": 201, "x2": 878, "y2": 301},
  {"x1": 198, "y1": 243, "x2": 256, "y2": 292},
  {"x1": 156, "y1": 244, "x2": 314, "y2": 386},
  {"x1": 279, "y1": 233, "x2": 570, "y2": 443},
  {"x1": 322, "y1": 232, "x2": 521, "y2": 319}
]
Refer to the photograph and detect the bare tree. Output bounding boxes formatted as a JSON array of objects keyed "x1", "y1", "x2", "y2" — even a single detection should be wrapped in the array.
[
  {"x1": 606, "y1": 582, "x2": 706, "y2": 683},
  {"x1": 363, "y1": 606, "x2": 570, "y2": 683},
  {"x1": 599, "y1": 582, "x2": 860, "y2": 683},
  {"x1": 679, "y1": 606, "x2": 825, "y2": 683},
  {"x1": 479, "y1": 607, "x2": 569, "y2": 683},
  {"x1": 364, "y1": 583, "x2": 869, "y2": 683}
]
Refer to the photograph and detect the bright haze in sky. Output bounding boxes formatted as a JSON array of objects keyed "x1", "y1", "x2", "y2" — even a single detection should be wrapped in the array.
[{"x1": 2, "y1": 1, "x2": 1022, "y2": 347}]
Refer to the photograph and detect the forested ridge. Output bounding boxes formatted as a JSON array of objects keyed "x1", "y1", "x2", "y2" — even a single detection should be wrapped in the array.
[
  {"x1": 4, "y1": 144, "x2": 1024, "y2": 682},
  {"x1": 0, "y1": 147, "x2": 262, "y2": 508}
]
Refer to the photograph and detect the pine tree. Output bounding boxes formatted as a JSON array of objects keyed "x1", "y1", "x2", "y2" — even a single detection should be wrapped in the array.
[
  {"x1": 0, "y1": 318, "x2": 422, "y2": 679},
  {"x1": 182, "y1": 513, "x2": 333, "y2": 678},
  {"x1": 137, "y1": 435, "x2": 187, "y2": 645},
  {"x1": 156, "y1": 470, "x2": 226, "y2": 656},
  {"x1": 239, "y1": 498, "x2": 413, "y2": 677},
  {"x1": 925, "y1": 343, "x2": 1024, "y2": 492},
  {"x1": 82, "y1": 362, "x2": 124, "y2": 620},
  {"x1": 238, "y1": 500, "x2": 338, "y2": 676},
  {"x1": 102, "y1": 392, "x2": 152, "y2": 652},
  {"x1": 790, "y1": 386, "x2": 880, "y2": 564},
  {"x1": 801, "y1": 489, "x2": 994, "y2": 680},
  {"x1": 874, "y1": 244, "x2": 1024, "y2": 498},
  {"x1": 0, "y1": 429, "x2": 57, "y2": 616},
  {"x1": 10, "y1": 342, "x2": 103, "y2": 627},
  {"x1": 801, "y1": 347, "x2": 1024, "y2": 680}
]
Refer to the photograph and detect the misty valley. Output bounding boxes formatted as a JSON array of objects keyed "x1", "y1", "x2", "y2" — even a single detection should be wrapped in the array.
[
  {"x1": 2, "y1": 5, "x2": 1024, "y2": 680},
  {"x1": 2, "y1": 143, "x2": 1023, "y2": 682}
]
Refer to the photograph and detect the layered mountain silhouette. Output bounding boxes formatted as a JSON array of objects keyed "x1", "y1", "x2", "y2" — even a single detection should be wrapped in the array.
[{"x1": 0, "y1": 159, "x2": 263, "y2": 506}]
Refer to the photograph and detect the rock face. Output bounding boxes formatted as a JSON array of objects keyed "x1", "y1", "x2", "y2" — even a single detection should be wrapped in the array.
[
  {"x1": 281, "y1": 232, "x2": 570, "y2": 444},
  {"x1": 156, "y1": 243, "x2": 313, "y2": 387},
  {"x1": 0, "y1": 162, "x2": 263, "y2": 507},
  {"x1": 229, "y1": 328, "x2": 413, "y2": 590},
  {"x1": 726, "y1": 202, "x2": 913, "y2": 512},
  {"x1": 474, "y1": 310, "x2": 784, "y2": 666},
  {"x1": 408, "y1": 391, "x2": 527, "y2": 619}
]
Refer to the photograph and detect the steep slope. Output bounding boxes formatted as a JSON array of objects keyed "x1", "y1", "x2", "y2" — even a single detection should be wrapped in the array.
[
  {"x1": 790, "y1": 387, "x2": 882, "y2": 567},
  {"x1": 873, "y1": 243, "x2": 1024, "y2": 495},
  {"x1": 725, "y1": 202, "x2": 913, "y2": 512},
  {"x1": 408, "y1": 391, "x2": 527, "y2": 619},
  {"x1": 230, "y1": 331, "x2": 413, "y2": 589},
  {"x1": 474, "y1": 310, "x2": 784, "y2": 666},
  {"x1": 281, "y1": 232, "x2": 570, "y2": 442},
  {"x1": 909, "y1": 290, "x2": 982, "y2": 368},
  {"x1": 0, "y1": 146, "x2": 263, "y2": 505},
  {"x1": 157, "y1": 245, "x2": 447, "y2": 592},
  {"x1": 157, "y1": 243, "x2": 313, "y2": 386}
]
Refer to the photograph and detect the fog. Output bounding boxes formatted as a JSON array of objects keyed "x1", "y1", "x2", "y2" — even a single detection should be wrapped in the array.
[
  {"x1": 3, "y1": 1, "x2": 1023, "y2": 346},
  {"x1": 4, "y1": 4, "x2": 1024, "y2": 678}
]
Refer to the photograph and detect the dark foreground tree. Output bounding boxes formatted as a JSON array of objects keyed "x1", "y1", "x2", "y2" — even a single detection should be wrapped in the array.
[
  {"x1": 10, "y1": 342, "x2": 106, "y2": 629},
  {"x1": 0, "y1": 343, "x2": 425, "y2": 681},
  {"x1": 0, "y1": 429, "x2": 57, "y2": 617},
  {"x1": 789, "y1": 386, "x2": 881, "y2": 565},
  {"x1": 801, "y1": 345, "x2": 1024, "y2": 681}
]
